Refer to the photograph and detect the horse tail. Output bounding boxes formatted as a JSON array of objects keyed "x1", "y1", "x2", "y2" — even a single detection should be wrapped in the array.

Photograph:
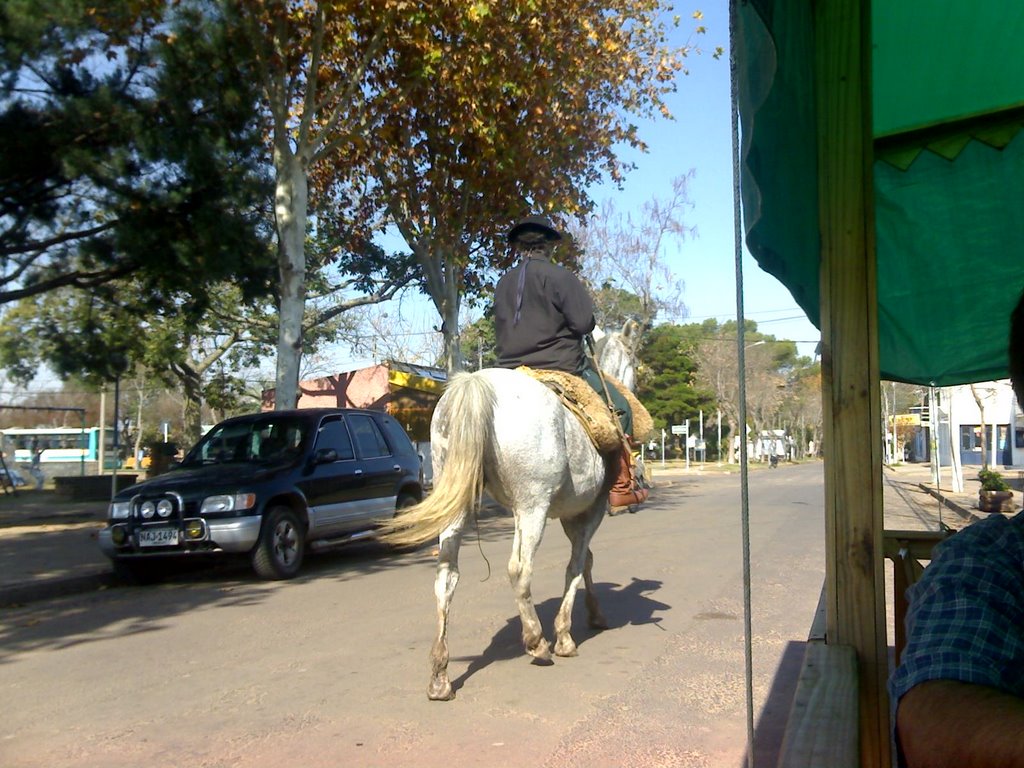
[{"x1": 378, "y1": 371, "x2": 494, "y2": 547}]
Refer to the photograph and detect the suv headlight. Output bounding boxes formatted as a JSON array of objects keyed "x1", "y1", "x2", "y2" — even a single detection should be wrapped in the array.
[
  {"x1": 201, "y1": 493, "x2": 256, "y2": 514},
  {"x1": 109, "y1": 501, "x2": 130, "y2": 520}
]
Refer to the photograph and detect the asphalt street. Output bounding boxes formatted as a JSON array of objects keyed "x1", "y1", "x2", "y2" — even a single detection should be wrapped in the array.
[
  {"x1": 0, "y1": 460, "x2": 1000, "y2": 768},
  {"x1": 0, "y1": 459, "x2": 985, "y2": 606}
]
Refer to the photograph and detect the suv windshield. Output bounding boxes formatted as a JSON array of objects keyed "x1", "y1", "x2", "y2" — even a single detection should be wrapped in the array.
[{"x1": 182, "y1": 415, "x2": 309, "y2": 467}]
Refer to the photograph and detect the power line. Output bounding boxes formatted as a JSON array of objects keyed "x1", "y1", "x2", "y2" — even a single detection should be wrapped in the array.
[
  {"x1": 0, "y1": 405, "x2": 85, "y2": 414},
  {"x1": 684, "y1": 307, "x2": 810, "y2": 321}
]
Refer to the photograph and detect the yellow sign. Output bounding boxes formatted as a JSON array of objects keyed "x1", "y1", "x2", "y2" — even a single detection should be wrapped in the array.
[
  {"x1": 892, "y1": 414, "x2": 920, "y2": 426},
  {"x1": 388, "y1": 369, "x2": 445, "y2": 395}
]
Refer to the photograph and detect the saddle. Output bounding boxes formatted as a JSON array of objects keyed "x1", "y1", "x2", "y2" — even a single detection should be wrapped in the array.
[{"x1": 516, "y1": 367, "x2": 654, "y2": 454}]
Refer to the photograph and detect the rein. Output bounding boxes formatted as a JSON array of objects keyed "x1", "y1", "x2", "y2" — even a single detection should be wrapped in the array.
[{"x1": 584, "y1": 334, "x2": 630, "y2": 451}]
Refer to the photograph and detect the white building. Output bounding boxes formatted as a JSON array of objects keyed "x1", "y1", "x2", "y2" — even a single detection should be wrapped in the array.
[{"x1": 910, "y1": 380, "x2": 1023, "y2": 469}]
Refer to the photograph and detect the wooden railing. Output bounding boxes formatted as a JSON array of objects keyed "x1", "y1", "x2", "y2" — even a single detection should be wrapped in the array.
[{"x1": 882, "y1": 529, "x2": 953, "y2": 666}]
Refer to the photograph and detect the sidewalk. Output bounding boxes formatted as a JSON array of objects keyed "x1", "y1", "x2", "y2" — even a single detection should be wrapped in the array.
[
  {"x1": 0, "y1": 489, "x2": 114, "y2": 605},
  {"x1": 881, "y1": 462, "x2": 984, "y2": 531},
  {"x1": 0, "y1": 462, "x2": 1004, "y2": 607}
]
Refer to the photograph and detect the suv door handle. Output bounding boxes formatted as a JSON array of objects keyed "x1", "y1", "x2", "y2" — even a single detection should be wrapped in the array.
[{"x1": 393, "y1": 464, "x2": 402, "y2": 472}]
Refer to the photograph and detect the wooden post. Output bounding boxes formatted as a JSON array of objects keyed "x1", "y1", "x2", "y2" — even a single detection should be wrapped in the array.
[{"x1": 814, "y1": 0, "x2": 890, "y2": 766}]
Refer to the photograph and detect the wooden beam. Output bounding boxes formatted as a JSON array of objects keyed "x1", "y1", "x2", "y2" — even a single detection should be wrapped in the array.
[
  {"x1": 814, "y1": 0, "x2": 890, "y2": 765},
  {"x1": 881, "y1": 529, "x2": 953, "y2": 562},
  {"x1": 777, "y1": 643, "x2": 859, "y2": 768},
  {"x1": 882, "y1": 529, "x2": 953, "y2": 665}
]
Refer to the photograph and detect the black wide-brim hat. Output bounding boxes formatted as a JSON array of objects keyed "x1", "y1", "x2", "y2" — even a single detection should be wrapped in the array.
[{"x1": 507, "y1": 214, "x2": 563, "y2": 243}]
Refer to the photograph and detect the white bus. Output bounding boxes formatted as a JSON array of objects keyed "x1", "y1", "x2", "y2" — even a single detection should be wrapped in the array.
[{"x1": 0, "y1": 427, "x2": 109, "y2": 464}]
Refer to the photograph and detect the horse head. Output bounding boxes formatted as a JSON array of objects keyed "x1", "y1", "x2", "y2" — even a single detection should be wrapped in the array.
[{"x1": 593, "y1": 319, "x2": 641, "y2": 391}]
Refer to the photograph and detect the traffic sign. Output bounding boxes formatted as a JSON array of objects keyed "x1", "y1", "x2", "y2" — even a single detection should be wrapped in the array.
[{"x1": 671, "y1": 423, "x2": 688, "y2": 435}]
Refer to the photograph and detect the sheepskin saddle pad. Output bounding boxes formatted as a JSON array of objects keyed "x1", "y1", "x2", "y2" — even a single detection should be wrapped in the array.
[{"x1": 516, "y1": 367, "x2": 653, "y2": 454}]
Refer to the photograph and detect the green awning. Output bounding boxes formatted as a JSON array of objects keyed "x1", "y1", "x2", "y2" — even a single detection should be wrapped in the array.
[{"x1": 738, "y1": 0, "x2": 1024, "y2": 386}]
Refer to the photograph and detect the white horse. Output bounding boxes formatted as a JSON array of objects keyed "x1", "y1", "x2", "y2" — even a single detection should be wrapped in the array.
[{"x1": 381, "y1": 324, "x2": 639, "y2": 701}]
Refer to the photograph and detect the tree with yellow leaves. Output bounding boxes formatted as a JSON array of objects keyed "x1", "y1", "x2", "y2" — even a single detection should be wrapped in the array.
[
  {"x1": 234, "y1": 1, "x2": 715, "y2": 404},
  {"x1": 346, "y1": 1, "x2": 716, "y2": 370}
]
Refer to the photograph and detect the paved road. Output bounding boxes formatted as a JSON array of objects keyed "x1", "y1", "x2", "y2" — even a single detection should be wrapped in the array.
[
  {"x1": 0, "y1": 462, "x2": 837, "y2": 768},
  {"x1": 0, "y1": 459, "x2": 982, "y2": 605},
  {"x1": 0, "y1": 460, "x2": 990, "y2": 768}
]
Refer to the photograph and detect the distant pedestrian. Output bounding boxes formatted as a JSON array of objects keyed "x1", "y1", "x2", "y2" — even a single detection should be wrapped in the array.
[{"x1": 28, "y1": 438, "x2": 44, "y2": 490}]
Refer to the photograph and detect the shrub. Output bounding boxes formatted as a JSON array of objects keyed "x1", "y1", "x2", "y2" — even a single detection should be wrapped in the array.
[{"x1": 978, "y1": 468, "x2": 1011, "y2": 492}]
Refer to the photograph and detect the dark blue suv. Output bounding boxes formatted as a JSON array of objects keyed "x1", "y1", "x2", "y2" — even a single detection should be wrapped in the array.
[{"x1": 99, "y1": 408, "x2": 424, "y2": 580}]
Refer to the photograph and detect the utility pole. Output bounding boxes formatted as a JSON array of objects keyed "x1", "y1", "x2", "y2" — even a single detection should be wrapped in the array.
[{"x1": 98, "y1": 388, "x2": 106, "y2": 477}]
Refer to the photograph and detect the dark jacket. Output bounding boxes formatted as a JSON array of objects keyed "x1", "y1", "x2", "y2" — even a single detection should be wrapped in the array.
[{"x1": 493, "y1": 256, "x2": 596, "y2": 373}]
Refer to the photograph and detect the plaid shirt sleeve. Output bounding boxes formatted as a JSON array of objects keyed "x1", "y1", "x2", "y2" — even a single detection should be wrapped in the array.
[{"x1": 889, "y1": 512, "x2": 1024, "y2": 711}]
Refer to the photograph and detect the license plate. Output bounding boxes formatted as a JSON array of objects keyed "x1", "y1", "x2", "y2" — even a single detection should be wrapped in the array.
[{"x1": 138, "y1": 527, "x2": 179, "y2": 547}]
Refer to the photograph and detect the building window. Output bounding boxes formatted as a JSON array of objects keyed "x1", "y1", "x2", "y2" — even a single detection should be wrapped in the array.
[{"x1": 961, "y1": 425, "x2": 983, "y2": 451}]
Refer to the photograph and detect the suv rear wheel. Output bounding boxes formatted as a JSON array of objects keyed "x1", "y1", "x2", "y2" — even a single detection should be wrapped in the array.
[
  {"x1": 386, "y1": 492, "x2": 423, "y2": 553},
  {"x1": 396, "y1": 492, "x2": 419, "y2": 512},
  {"x1": 252, "y1": 506, "x2": 305, "y2": 579}
]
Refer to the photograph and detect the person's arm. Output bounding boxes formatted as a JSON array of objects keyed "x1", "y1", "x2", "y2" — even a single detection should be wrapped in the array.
[
  {"x1": 897, "y1": 679, "x2": 1024, "y2": 767},
  {"x1": 553, "y1": 270, "x2": 596, "y2": 337}
]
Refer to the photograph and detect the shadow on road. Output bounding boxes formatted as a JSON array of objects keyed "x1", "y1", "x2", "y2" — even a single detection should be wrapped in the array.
[
  {"x1": 0, "y1": 541, "x2": 441, "y2": 664},
  {"x1": 743, "y1": 639, "x2": 806, "y2": 767},
  {"x1": 449, "y1": 577, "x2": 670, "y2": 695}
]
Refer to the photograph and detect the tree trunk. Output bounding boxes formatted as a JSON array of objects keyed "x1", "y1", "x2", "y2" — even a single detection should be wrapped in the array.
[
  {"x1": 273, "y1": 151, "x2": 308, "y2": 410},
  {"x1": 727, "y1": 416, "x2": 740, "y2": 463},
  {"x1": 970, "y1": 384, "x2": 988, "y2": 469},
  {"x1": 441, "y1": 272, "x2": 463, "y2": 373},
  {"x1": 418, "y1": 246, "x2": 464, "y2": 374},
  {"x1": 179, "y1": 367, "x2": 203, "y2": 446}
]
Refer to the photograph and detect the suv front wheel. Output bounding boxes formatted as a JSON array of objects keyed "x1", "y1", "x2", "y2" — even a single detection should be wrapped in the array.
[{"x1": 252, "y1": 506, "x2": 305, "y2": 580}]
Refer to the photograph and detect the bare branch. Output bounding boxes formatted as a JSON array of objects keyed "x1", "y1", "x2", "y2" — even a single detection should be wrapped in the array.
[
  {"x1": 0, "y1": 262, "x2": 138, "y2": 304},
  {"x1": 193, "y1": 331, "x2": 241, "y2": 377},
  {"x1": 305, "y1": 274, "x2": 414, "y2": 331},
  {"x1": 0, "y1": 221, "x2": 117, "y2": 258}
]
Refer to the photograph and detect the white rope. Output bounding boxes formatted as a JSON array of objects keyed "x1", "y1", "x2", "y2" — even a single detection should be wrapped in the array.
[{"x1": 728, "y1": 2, "x2": 756, "y2": 765}]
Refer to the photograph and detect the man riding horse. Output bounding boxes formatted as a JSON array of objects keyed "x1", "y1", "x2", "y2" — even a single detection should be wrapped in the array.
[{"x1": 493, "y1": 214, "x2": 649, "y2": 512}]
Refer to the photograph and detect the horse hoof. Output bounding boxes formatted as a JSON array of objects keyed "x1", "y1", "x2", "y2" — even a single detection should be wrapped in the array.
[
  {"x1": 554, "y1": 639, "x2": 578, "y2": 657},
  {"x1": 427, "y1": 678, "x2": 455, "y2": 701},
  {"x1": 589, "y1": 614, "x2": 609, "y2": 630},
  {"x1": 527, "y1": 640, "x2": 552, "y2": 663}
]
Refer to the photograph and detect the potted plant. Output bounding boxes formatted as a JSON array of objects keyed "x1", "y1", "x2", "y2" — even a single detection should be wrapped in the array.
[{"x1": 977, "y1": 469, "x2": 1015, "y2": 513}]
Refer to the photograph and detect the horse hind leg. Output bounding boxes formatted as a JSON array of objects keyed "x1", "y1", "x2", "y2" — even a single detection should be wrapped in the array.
[
  {"x1": 428, "y1": 521, "x2": 465, "y2": 700},
  {"x1": 508, "y1": 508, "x2": 552, "y2": 663},
  {"x1": 582, "y1": 547, "x2": 609, "y2": 630},
  {"x1": 554, "y1": 504, "x2": 607, "y2": 657}
]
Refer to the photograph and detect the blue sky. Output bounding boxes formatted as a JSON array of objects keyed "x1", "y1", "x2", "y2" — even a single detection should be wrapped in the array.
[{"x1": 584, "y1": 2, "x2": 821, "y2": 359}]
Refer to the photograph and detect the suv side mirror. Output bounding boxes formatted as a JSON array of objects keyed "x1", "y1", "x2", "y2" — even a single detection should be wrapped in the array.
[{"x1": 313, "y1": 447, "x2": 338, "y2": 465}]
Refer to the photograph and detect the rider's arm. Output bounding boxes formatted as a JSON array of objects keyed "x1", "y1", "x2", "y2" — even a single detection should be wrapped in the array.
[
  {"x1": 554, "y1": 272, "x2": 596, "y2": 337},
  {"x1": 889, "y1": 514, "x2": 1024, "y2": 766},
  {"x1": 897, "y1": 680, "x2": 1024, "y2": 767}
]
